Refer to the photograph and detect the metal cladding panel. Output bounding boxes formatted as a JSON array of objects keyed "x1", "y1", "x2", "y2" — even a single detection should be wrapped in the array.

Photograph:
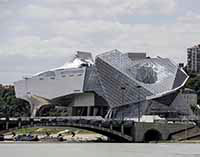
[
  {"x1": 95, "y1": 57, "x2": 152, "y2": 108},
  {"x1": 144, "y1": 93, "x2": 194, "y2": 116},
  {"x1": 97, "y1": 50, "x2": 187, "y2": 97},
  {"x1": 153, "y1": 91, "x2": 178, "y2": 106},
  {"x1": 173, "y1": 68, "x2": 188, "y2": 89},
  {"x1": 83, "y1": 66, "x2": 105, "y2": 98},
  {"x1": 112, "y1": 101, "x2": 148, "y2": 118},
  {"x1": 15, "y1": 67, "x2": 86, "y2": 100},
  {"x1": 111, "y1": 92, "x2": 194, "y2": 118},
  {"x1": 145, "y1": 100, "x2": 176, "y2": 115},
  {"x1": 14, "y1": 80, "x2": 29, "y2": 101},
  {"x1": 170, "y1": 93, "x2": 194, "y2": 116}
]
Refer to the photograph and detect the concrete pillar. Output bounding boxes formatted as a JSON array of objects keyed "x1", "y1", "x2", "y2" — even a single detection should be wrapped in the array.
[
  {"x1": 121, "y1": 123, "x2": 124, "y2": 135},
  {"x1": 31, "y1": 103, "x2": 37, "y2": 118},
  {"x1": 131, "y1": 121, "x2": 135, "y2": 142},
  {"x1": 67, "y1": 107, "x2": 73, "y2": 116},
  {"x1": 93, "y1": 107, "x2": 96, "y2": 116},
  {"x1": 5, "y1": 120, "x2": 9, "y2": 130},
  {"x1": 87, "y1": 106, "x2": 91, "y2": 116},
  {"x1": 18, "y1": 119, "x2": 22, "y2": 128},
  {"x1": 30, "y1": 118, "x2": 34, "y2": 127},
  {"x1": 110, "y1": 121, "x2": 113, "y2": 130}
]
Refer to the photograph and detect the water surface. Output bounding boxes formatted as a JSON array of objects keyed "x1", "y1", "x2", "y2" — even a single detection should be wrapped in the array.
[{"x1": 0, "y1": 143, "x2": 200, "y2": 157}]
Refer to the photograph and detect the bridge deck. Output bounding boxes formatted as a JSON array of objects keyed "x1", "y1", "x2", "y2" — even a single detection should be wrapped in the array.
[{"x1": 0, "y1": 117, "x2": 134, "y2": 142}]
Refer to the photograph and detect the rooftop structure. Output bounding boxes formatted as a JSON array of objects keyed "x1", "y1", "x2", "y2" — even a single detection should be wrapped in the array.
[{"x1": 14, "y1": 50, "x2": 193, "y2": 119}]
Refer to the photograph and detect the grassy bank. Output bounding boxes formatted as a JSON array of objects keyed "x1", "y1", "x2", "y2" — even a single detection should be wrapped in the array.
[{"x1": 6, "y1": 127, "x2": 96, "y2": 135}]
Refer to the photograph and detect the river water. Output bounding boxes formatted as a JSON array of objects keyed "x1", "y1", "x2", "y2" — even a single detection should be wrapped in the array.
[{"x1": 0, "y1": 143, "x2": 200, "y2": 157}]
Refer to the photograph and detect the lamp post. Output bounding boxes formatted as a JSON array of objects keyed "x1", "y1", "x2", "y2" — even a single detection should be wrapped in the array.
[
  {"x1": 120, "y1": 86, "x2": 126, "y2": 121},
  {"x1": 24, "y1": 77, "x2": 30, "y2": 95},
  {"x1": 136, "y1": 85, "x2": 142, "y2": 122},
  {"x1": 120, "y1": 83, "x2": 128, "y2": 121}
]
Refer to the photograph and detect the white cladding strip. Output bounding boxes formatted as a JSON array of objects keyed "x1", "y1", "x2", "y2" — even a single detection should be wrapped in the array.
[{"x1": 14, "y1": 67, "x2": 86, "y2": 100}]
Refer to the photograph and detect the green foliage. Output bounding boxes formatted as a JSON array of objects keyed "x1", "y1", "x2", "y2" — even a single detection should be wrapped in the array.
[
  {"x1": 185, "y1": 74, "x2": 200, "y2": 104},
  {"x1": 0, "y1": 85, "x2": 30, "y2": 117},
  {"x1": 190, "y1": 104, "x2": 200, "y2": 116},
  {"x1": 186, "y1": 75, "x2": 200, "y2": 91}
]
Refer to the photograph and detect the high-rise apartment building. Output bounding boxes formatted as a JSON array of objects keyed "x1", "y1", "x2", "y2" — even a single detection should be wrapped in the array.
[{"x1": 187, "y1": 44, "x2": 200, "y2": 73}]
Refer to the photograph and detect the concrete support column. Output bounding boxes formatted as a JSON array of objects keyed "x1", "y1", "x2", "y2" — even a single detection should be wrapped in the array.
[
  {"x1": 131, "y1": 121, "x2": 135, "y2": 142},
  {"x1": 68, "y1": 107, "x2": 73, "y2": 116},
  {"x1": 31, "y1": 103, "x2": 38, "y2": 118},
  {"x1": 87, "y1": 106, "x2": 91, "y2": 116},
  {"x1": 93, "y1": 107, "x2": 98, "y2": 116},
  {"x1": 121, "y1": 123, "x2": 124, "y2": 135},
  {"x1": 110, "y1": 121, "x2": 113, "y2": 130},
  {"x1": 5, "y1": 118, "x2": 9, "y2": 130},
  {"x1": 18, "y1": 118, "x2": 22, "y2": 128},
  {"x1": 30, "y1": 118, "x2": 34, "y2": 127}
]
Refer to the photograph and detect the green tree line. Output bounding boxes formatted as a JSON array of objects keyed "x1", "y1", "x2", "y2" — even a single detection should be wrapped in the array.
[
  {"x1": 0, "y1": 85, "x2": 30, "y2": 117},
  {"x1": 185, "y1": 73, "x2": 200, "y2": 103}
]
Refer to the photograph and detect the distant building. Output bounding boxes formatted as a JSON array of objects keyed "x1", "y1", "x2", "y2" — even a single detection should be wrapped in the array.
[
  {"x1": 182, "y1": 88, "x2": 198, "y2": 106},
  {"x1": 187, "y1": 44, "x2": 200, "y2": 73}
]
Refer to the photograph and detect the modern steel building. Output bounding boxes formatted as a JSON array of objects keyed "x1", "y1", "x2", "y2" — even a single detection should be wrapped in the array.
[
  {"x1": 14, "y1": 50, "x2": 193, "y2": 119},
  {"x1": 187, "y1": 44, "x2": 200, "y2": 73}
]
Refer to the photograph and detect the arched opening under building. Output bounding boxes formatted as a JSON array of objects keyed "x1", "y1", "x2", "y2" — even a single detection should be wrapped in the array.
[{"x1": 143, "y1": 129, "x2": 162, "y2": 142}]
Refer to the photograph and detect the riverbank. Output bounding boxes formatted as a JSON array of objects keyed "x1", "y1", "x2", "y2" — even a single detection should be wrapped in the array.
[{"x1": 2, "y1": 127, "x2": 107, "y2": 143}]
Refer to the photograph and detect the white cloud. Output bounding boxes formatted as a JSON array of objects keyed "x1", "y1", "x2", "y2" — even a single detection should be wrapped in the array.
[
  {"x1": 177, "y1": 11, "x2": 200, "y2": 24},
  {"x1": 17, "y1": 0, "x2": 177, "y2": 21},
  {"x1": 1, "y1": 18, "x2": 199, "y2": 62},
  {"x1": 1, "y1": 0, "x2": 200, "y2": 84}
]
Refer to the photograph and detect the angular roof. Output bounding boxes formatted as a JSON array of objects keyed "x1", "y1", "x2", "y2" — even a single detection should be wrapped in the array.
[{"x1": 94, "y1": 49, "x2": 189, "y2": 108}]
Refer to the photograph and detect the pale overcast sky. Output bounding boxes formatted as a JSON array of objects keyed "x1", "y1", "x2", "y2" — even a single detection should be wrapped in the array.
[{"x1": 0, "y1": 0, "x2": 200, "y2": 84}]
